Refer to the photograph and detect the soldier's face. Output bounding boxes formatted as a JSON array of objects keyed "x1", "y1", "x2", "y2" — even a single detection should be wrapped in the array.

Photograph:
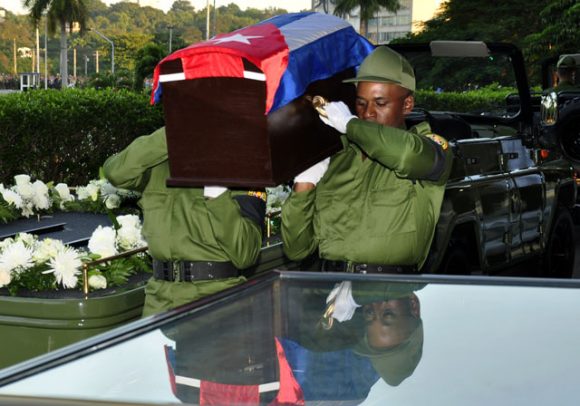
[
  {"x1": 355, "y1": 82, "x2": 414, "y2": 129},
  {"x1": 364, "y1": 294, "x2": 420, "y2": 349}
]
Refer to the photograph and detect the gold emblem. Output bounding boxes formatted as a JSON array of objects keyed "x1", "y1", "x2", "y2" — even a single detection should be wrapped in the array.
[{"x1": 426, "y1": 133, "x2": 449, "y2": 151}]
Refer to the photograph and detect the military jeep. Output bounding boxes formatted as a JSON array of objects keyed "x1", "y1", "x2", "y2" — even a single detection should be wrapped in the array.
[{"x1": 386, "y1": 41, "x2": 577, "y2": 277}]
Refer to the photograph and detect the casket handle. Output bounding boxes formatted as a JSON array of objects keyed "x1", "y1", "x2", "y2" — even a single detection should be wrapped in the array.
[{"x1": 310, "y1": 95, "x2": 329, "y2": 118}]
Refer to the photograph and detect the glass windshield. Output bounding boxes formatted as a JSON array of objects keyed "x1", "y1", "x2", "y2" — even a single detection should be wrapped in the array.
[{"x1": 1, "y1": 272, "x2": 580, "y2": 405}]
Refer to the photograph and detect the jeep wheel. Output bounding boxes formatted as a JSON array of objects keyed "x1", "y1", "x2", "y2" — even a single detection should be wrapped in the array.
[
  {"x1": 439, "y1": 240, "x2": 471, "y2": 275},
  {"x1": 542, "y1": 208, "x2": 575, "y2": 278}
]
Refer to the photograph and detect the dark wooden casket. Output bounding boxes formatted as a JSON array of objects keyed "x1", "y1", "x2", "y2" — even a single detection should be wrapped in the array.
[
  {"x1": 160, "y1": 60, "x2": 354, "y2": 188},
  {"x1": 154, "y1": 12, "x2": 373, "y2": 188}
]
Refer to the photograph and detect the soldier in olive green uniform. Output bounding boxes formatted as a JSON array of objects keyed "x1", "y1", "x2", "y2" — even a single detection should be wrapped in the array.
[
  {"x1": 103, "y1": 127, "x2": 265, "y2": 316},
  {"x1": 282, "y1": 46, "x2": 452, "y2": 272},
  {"x1": 554, "y1": 55, "x2": 579, "y2": 91}
]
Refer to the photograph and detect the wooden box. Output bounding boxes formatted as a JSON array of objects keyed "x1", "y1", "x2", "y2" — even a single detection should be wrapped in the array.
[{"x1": 159, "y1": 59, "x2": 355, "y2": 188}]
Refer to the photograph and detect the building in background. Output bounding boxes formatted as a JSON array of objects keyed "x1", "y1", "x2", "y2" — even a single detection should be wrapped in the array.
[{"x1": 312, "y1": 0, "x2": 446, "y2": 43}]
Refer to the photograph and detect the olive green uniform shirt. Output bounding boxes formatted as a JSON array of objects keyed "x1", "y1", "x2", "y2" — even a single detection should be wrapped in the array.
[
  {"x1": 103, "y1": 127, "x2": 263, "y2": 269},
  {"x1": 282, "y1": 119, "x2": 452, "y2": 269}
]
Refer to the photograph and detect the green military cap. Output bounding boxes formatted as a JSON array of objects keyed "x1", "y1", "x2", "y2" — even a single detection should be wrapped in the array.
[
  {"x1": 557, "y1": 55, "x2": 577, "y2": 69},
  {"x1": 353, "y1": 320, "x2": 423, "y2": 386},
  {"x1": 344, "y1": 46, "x2": 416, "y2": 92}
]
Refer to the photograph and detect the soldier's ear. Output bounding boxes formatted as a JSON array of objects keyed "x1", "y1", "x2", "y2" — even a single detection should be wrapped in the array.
[{"x1": 403, "y1": 94, "x2": 414, "y2": 114}]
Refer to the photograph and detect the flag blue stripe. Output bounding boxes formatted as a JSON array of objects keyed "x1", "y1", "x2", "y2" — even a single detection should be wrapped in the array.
[{"x1": 271, "y1": 26, "x2": 374, "y2": 112}]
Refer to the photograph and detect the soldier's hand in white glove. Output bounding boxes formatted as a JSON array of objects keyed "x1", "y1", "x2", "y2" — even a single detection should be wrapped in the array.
[
  {"x1": 326, "y1": 281, "x2": 361, "y2": 322},
  {"x1": 293, "y1": 157, "x2": 330, "y2": 186},
  {"x1": 203, "y1": 186, "x2": 227, "y2": 198},
  {"x1": 319, "y1": 101, "x2": 357, "y2": 134}
]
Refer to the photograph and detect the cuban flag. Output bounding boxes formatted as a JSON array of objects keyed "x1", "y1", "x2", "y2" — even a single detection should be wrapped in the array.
[{"x1": 152, "y1": 12, "x2": 374, "y2": 114}]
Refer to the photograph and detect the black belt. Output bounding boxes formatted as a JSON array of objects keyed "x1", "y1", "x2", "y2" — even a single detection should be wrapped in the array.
[
  {"x1": 153, "y1": 259, "x2": 238, "y2": 282},
  {"x1": 321, "y1": 260, "x2": 416, "y2": 274}
]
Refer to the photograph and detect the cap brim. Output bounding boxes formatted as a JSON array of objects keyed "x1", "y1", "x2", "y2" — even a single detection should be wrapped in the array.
[{"x1": 343, "y1": 75, "x2": 403, "y2": 85}]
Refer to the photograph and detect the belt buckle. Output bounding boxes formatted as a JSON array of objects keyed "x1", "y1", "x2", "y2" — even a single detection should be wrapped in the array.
[{"x1": 354, "y1": 263, "x2": 367, "y2": 274}]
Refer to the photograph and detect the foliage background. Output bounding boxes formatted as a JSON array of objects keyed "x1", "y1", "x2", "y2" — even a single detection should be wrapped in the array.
[{"x1": 0, "y1": 88, "x2": 163, "y2": 185}]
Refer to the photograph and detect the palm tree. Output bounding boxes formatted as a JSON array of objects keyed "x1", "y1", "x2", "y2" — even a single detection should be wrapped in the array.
[
  {"x1": 24, "y1": 0, "x2": 88, "y2": 88},
  {"x1": 332, "y1": 0, "x2": 401, "y2": 38}
]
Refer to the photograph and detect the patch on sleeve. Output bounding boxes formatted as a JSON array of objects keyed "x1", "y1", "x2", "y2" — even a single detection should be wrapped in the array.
[
  {"x1": 247, "y1": 190, "x2": 267, "y2": 202},
  {"x1": 426, "y1": 133, "x2": 449, "y2": 151}
]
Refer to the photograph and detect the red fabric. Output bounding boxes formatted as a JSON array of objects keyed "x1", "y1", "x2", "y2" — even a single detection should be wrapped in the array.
[
  {"x1": 269, "y1": 337, "x2": 305, "y2": 406},
  {"x1": 152, "y1": 23, "x2": 289, "y2": 113},
  {"x1": 163, "y1": 345, "x2": 177, "y2": 396},
  {"x1": 200, "y1": 380, "x2": 260, "y2": 405}
]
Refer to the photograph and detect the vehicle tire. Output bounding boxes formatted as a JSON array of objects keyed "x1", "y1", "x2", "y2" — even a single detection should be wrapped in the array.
[
  {"x1": 439, "y1": 240, "x2": 471, "y2": 275},
  {"x1": 542, "y1": 208, "x2": 576, "y2": 278}
]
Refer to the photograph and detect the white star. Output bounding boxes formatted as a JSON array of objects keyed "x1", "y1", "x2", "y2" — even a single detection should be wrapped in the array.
[{"x1": 211, "y1": 33, "x2": 263, "y2": 45}]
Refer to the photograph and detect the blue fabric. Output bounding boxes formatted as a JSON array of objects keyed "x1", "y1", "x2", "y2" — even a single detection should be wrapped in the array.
[
  {"x1": 259, "y1": 11, "x2": 316, "y2": 28},
  {"x1": 271, "y1": 26, "x2": 374, "y2": 111},
  {"x1": 278, "y1": 337, "x2": 379, "y2": 400}
]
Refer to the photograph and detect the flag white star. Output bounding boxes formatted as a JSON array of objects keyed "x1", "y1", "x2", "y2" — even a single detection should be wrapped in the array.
[{"x1": 211, "y1": 33, "x2": 263, "y2": 45}]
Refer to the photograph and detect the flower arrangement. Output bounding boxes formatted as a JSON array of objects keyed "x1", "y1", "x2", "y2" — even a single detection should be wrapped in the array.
[
  {"x1": 265, "y1": 185, "x2": 291, "y2": 237},
  {"x1": 0, "y1": 174, "x2": 140, "y2": 223},
  {"x1": 0, "y1": 214, "x2": 151, "y2": 296}
]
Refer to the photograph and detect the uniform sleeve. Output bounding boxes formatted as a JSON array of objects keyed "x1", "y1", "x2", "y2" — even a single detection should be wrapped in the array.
[
  {"x1": 281, "y1": 189, "x2": 318, "y2": 261},
  {"x1": 103, "y1": 127, "x2": 168, "y2": 191},
  {"x1": 346, "y1": 119, "x2": 448, "y2": 181},
  {"x1": 205, "y1": 192, "x2": 264, "y2": 270}
]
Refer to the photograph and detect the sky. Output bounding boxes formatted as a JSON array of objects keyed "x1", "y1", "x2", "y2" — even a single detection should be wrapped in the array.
[{"x1": 0, "y1": 0, "x2": 313, "y2": 15}]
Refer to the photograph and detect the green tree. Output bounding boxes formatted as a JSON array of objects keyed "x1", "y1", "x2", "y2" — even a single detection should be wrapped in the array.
[
  {"x1": 332, "y1": 0, "x2": 400, "y2": 37},
  {"x1": 134, "y1": 42, "x2": 165, "y2": 91},
  {"x1": 524, "y1": 0, "x2": 580, "y2": 64},
  {"x1": 24, "y1": 0, "x2": 90, "y2": 88}
]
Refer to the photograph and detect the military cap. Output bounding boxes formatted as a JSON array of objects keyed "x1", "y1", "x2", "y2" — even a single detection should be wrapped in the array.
[
  {"x1": 353, "y1": 320, "x2": 423, "y2": 386},
  {"x1": 557, "y1": 55, "x2": 577, "y2": 69},
  {"x1": 344, "y1": 46, "x2": 416, "y2": 92}
]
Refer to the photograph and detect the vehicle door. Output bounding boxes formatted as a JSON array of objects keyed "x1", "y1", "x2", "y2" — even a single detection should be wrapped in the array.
[
  {"x1": 499, "y1": 137, "x2": 544, "y2": 261},
  {"x1": 455, "y1": 138, "x2": 513, "y2": 269}
]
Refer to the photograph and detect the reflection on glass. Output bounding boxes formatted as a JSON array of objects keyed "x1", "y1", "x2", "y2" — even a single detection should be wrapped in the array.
[{"x1": 541, "y1": 91, "x2": 558, "y2": 125}]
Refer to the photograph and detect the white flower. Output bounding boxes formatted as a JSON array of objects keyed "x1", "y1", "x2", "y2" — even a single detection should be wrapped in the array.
[
  {"x1": 33, "y1": 238, "x2": 66, "y2": 264},
  {"x1": 14, "y1": 181, "x2": 34, "y2": 200},
  {"x1": 88, "y1": 226, "x2": 118, "y2": 258},
  {"x1": 44, "y1": 247, "x2": 82, "y2": 288},
  {"x1": 13, "y1": 174, "x2": 31, "y2": 186},
  {"x1": 16, "y1": 233, "x2": 36, "y2": 247},
  {"x1": 1, "y1": 189, "x2": 23, "y2": 208},
  {"x1": 0, "y1": 269, "x2": 11, "y2": 288},
  {"x1": 116, "y1": 215, "x2": 146, "y2": 250},
  {"x1": 99, "y1": 181, "x2": 117, "y2": 197},
  {"x1": 0, "y1": 241, "x2": 34, "y2": 273},
  {"x1": 32, "y1": 180, "x2": 51, "y2": 210},
  {"x1": 88, "y1": 274, "x2": 107, "y2": 290},
  {"x1": 54, "y1": 183, "x2": 74, "y2": 202},
  {"x1": 86, "y1": 183, "x2": 100, "y2": 201},
  {"x1": 0, "y1": 237, "x2": 14, "y2": 251},
  {"x1": 20, "y1": 202, "x2": 35, "y2": 218},
  {"x1": 104, "y1": 194, "x2": 121, "y2": 209}
]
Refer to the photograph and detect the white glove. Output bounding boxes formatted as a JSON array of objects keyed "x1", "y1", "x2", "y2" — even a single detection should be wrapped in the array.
[
  {"x1": 319, "y1": 101, "x2": 356, "y2": 134},
  {"x1": 203, "y1": 186, "x2": 227, "y2": 198},
  {"x1": 326, "y1": 281, "x2": 361, "y2": 322},
  {"x1": 293, "y1": 157, "x2": 330, "y2": 185}
]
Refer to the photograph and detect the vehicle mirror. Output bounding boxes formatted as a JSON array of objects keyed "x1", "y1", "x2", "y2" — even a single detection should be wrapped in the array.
[{"x1": 540, "y1": 91, "x2": 558, "y2": 126}]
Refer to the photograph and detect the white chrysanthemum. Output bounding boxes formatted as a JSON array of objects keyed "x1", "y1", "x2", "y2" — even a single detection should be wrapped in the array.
[
  {"x1": 104, "y1": 194, "x2": 121, "y2": 209},
  {"x1": 0, "y1": 269, "x2": 11, "y2": 288},
  {"x1": 0, "y1": 238, "x2": 14, "y2": 251},
  {"x1": 33, "y1": 238, "x2": 66, "y2": 264},
  {"x1": 32, "y1": 180, "x2": 51, "y2": 210},
  {"x1": 266, "y1": 185, "x2": 290, "y2": 212},
  {"x1": 14, "y1": 182, "x2": 34, "y2": 200},
  {"x1": 0, "y1": 241, "x2": 34, "y2": 273},
  {"x1": 1, "y1": 189, "x2": 23, "y2": 208},
  {"x1": 13, "y1": 174, "x2": 31, "y2": 186},
  {"x1": 54, "y1": 183, "x2": 74, "y2": 202},
  {"x1": 88, "y1": 274, "x2": 107, "y2": 290},
  {"x1": 16, "y1": 233, "x2": 36, "y2": 247},
  {"x1": 86, "y1": 183, "x2": 100, "y2": 201},
  {"x1": 88, "y1": 226, "x2": 118, "y2": 258},
  {"x1": 116, "y1": 215, "x2": 146, "y2": 250},
  {"x1": 20, "y1": 202, "x2": 35, "y2": 218},
  {"x1": 44, "y1": 247, "x2": 82, "y2": 288},
  {"x1": 75, "y1": 185, "x2": 89, "y2": 201}
]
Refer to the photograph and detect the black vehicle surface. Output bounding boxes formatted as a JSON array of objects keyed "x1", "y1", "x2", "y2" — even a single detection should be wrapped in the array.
[{"x1": 386, "y1": 41, "x2": 576, "y2": 278}]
